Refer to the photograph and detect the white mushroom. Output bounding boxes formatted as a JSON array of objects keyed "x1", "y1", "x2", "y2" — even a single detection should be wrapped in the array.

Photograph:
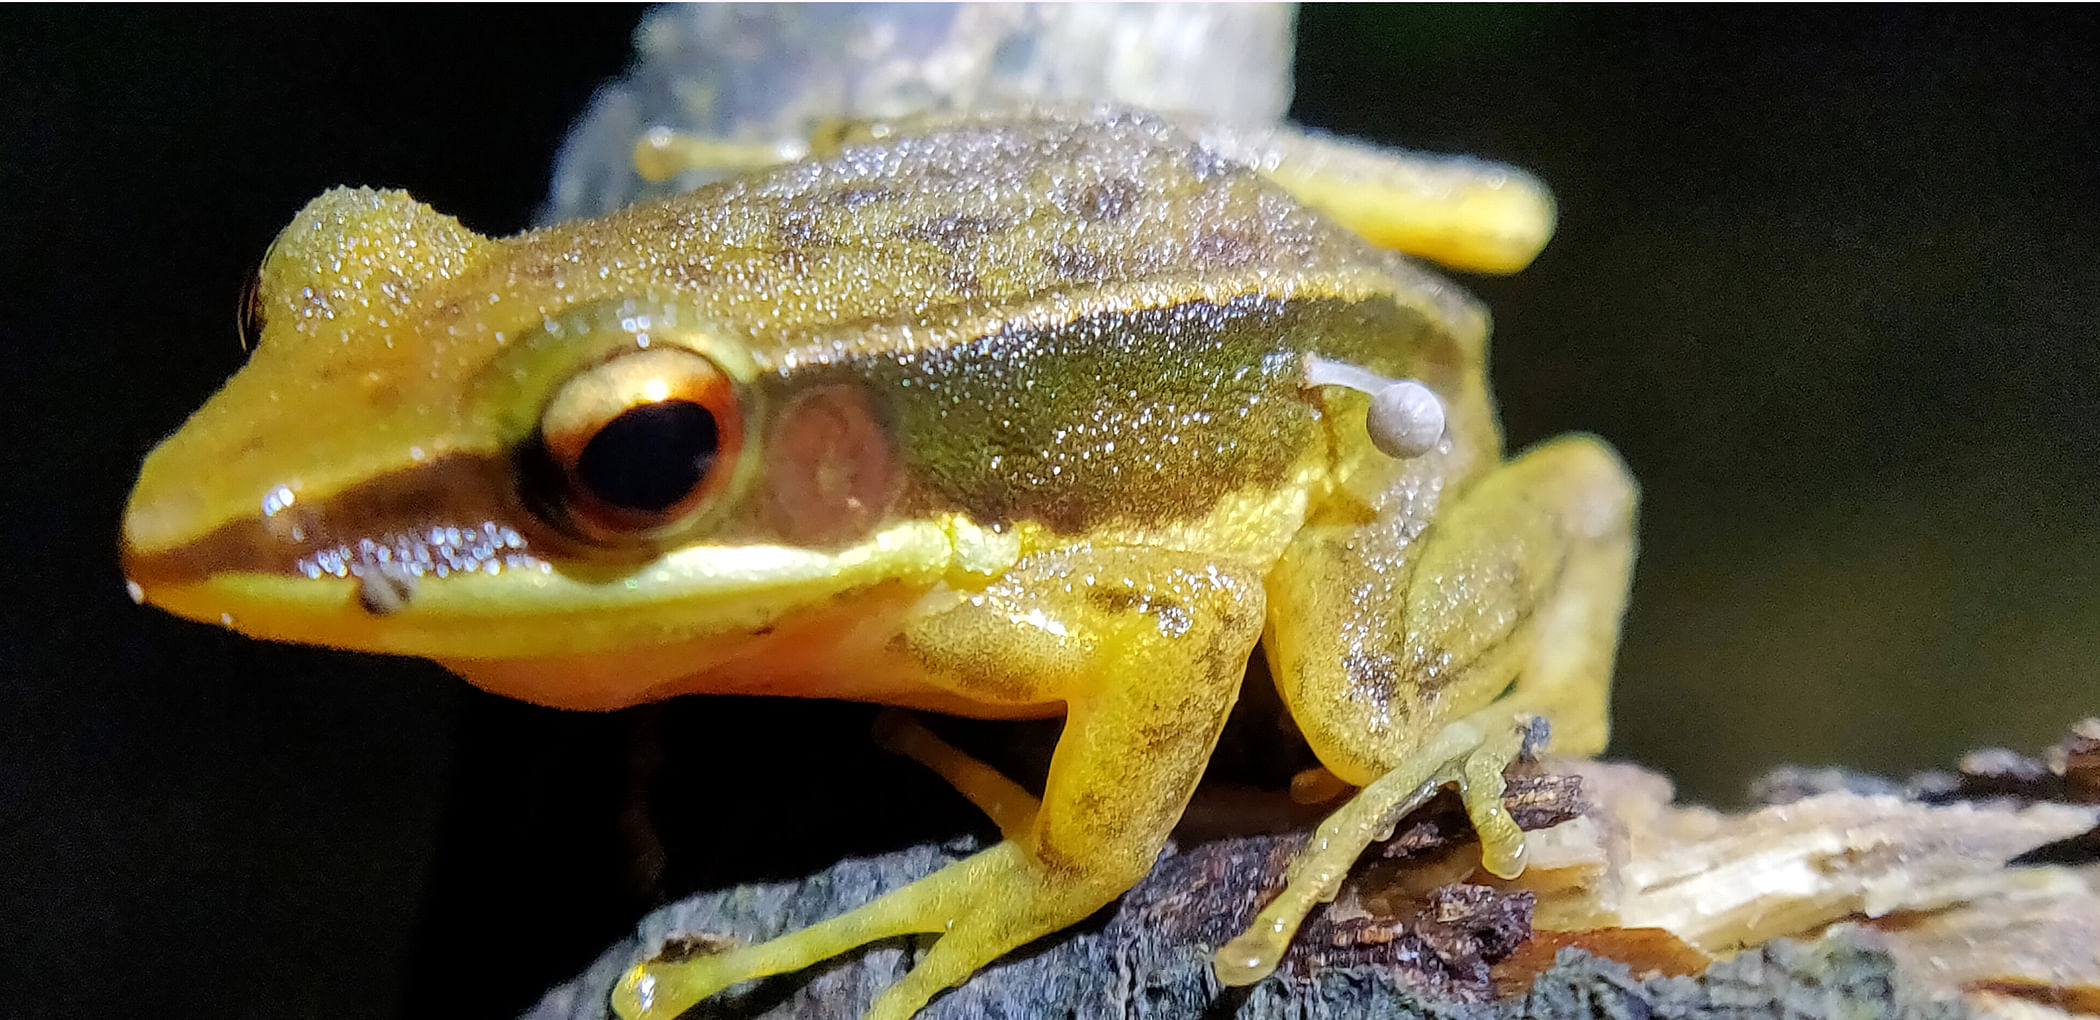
[{"x1": 1302, "y1": 354, "x2": 1447, "y2": 459}]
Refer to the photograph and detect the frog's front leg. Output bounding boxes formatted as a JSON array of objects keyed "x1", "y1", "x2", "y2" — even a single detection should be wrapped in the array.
[
  {"x1": 1218, "y1": 435, "x2": 1636, "y2": 985},
  {"x1": 613, "y1": 548, "x2": 1264, "y2": 1020}
]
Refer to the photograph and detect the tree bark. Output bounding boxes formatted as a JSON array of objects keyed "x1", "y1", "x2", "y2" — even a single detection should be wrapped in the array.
[{"x1": 523, "y1": 723, "x2": 2100, "y2": 1020}]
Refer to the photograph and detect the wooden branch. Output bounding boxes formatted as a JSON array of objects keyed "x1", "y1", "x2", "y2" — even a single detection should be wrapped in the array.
[{"x1": 523, "y1": 722, "x2": 2100, "y2": 1020}]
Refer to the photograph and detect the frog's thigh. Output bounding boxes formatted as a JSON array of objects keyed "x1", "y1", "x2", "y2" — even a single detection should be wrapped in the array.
[
  {"x1": 1221, "y1": 437, "x2": 1635, "y2": 985},
  {"x1": 612, "y1": 549, "x2": 1264, "y2": 1020},
  {"x1": 1271, "y1": 434, "x2": 1635, "y2": 782}
]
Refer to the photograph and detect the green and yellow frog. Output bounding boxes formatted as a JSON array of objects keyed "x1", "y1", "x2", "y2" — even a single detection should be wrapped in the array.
[{"x1": 122, "y1": 109, "x2": 1634, "y2": 1020}]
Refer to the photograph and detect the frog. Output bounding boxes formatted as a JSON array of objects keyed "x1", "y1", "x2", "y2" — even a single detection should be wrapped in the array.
[{"x1": 120, "y1": 109, "x2": 1635, "y2": 1020}]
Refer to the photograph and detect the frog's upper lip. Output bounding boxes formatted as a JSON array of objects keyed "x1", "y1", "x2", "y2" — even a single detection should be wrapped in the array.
[
  {"x1": 120, "y1": 447, "x2": 566, "y2": 656},
  {"x1": 122, "y1": 519, "x2": 959, "y2": 661}
]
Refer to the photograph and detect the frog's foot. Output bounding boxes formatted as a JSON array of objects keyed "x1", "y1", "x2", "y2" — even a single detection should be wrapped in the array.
[
  {"x1": 1189, "y1": 122, "x2": 1556, "y2": 273},
  {"x1": 630, "y1": 127, "x2": 809, "y2": 183},
  {"x1": 613, "y1": 840, "x2": 1110, "y2": 1020},
  {"x1": 1213, "y1": 711, "x2": 1532, "y2": 987}
]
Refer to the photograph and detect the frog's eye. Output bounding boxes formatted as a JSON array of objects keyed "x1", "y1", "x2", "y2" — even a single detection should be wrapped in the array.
[{"x1": 532, "y1": 347, "x2": 745, "y2": 541}]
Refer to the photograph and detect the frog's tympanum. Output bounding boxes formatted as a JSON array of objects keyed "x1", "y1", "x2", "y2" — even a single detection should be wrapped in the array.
[{"x1": 123, "y1": 111, "x2": 1634, "y2": 1020}]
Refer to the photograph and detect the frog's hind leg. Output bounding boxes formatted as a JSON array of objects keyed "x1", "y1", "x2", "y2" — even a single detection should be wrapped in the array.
[
  {"x1": 1218, "y1": 435, "x2": 1636, "y2": 985},
  {"x1": 1192, "y1": 122, "x2": 1558, "y2": 274}
]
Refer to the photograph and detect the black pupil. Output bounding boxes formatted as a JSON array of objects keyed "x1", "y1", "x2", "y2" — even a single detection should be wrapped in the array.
[{"x1": 575, "y1": 400, "x2": 719, "y2": 514}]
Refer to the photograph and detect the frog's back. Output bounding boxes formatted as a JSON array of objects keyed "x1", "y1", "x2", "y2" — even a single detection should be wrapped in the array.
[
  {"x1": 512, "y1": 113, "x2": 1490, "y2": 550},
  {"x1": 525, "y1": 111, "x2": 1482, "y2": 370}
]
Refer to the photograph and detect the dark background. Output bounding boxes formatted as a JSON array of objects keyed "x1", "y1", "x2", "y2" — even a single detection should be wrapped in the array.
[{"x1": 4, "y1": 7, "x2": 2096, "y2": 1019}]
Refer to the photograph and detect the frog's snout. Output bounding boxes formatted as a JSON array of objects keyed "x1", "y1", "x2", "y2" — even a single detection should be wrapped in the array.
[
  {"x1": 119, "y1": 470, "x2": 202, "y2": 597},
  {"x1": 117, "y1": 459, "x2": 265, "y2": 611}
]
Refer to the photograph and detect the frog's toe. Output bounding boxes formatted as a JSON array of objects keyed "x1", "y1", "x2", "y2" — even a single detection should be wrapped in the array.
[
  {"x1": 859, "y1": 920, "x2": 1008, "y2": 1020},
  {"x1": 1213, "y1": 712, "x2": 1542, "y2": 986},
  {"x1": 1456, "y1": 716, "x2": 1531, "y2": 879},
  {"x1": 612, "y1": 953, "x2": 734, "y2": 1020}
]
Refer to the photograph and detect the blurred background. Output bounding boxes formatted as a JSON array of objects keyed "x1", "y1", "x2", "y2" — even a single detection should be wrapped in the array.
[{"x1": 3, "y1": 6, "x2": 2094, "y2": 1019}]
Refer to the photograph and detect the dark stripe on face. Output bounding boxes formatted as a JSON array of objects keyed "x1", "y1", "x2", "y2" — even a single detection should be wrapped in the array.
[{"x1": 122, "y1": 453, "x2": 551, "y2": 590}]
